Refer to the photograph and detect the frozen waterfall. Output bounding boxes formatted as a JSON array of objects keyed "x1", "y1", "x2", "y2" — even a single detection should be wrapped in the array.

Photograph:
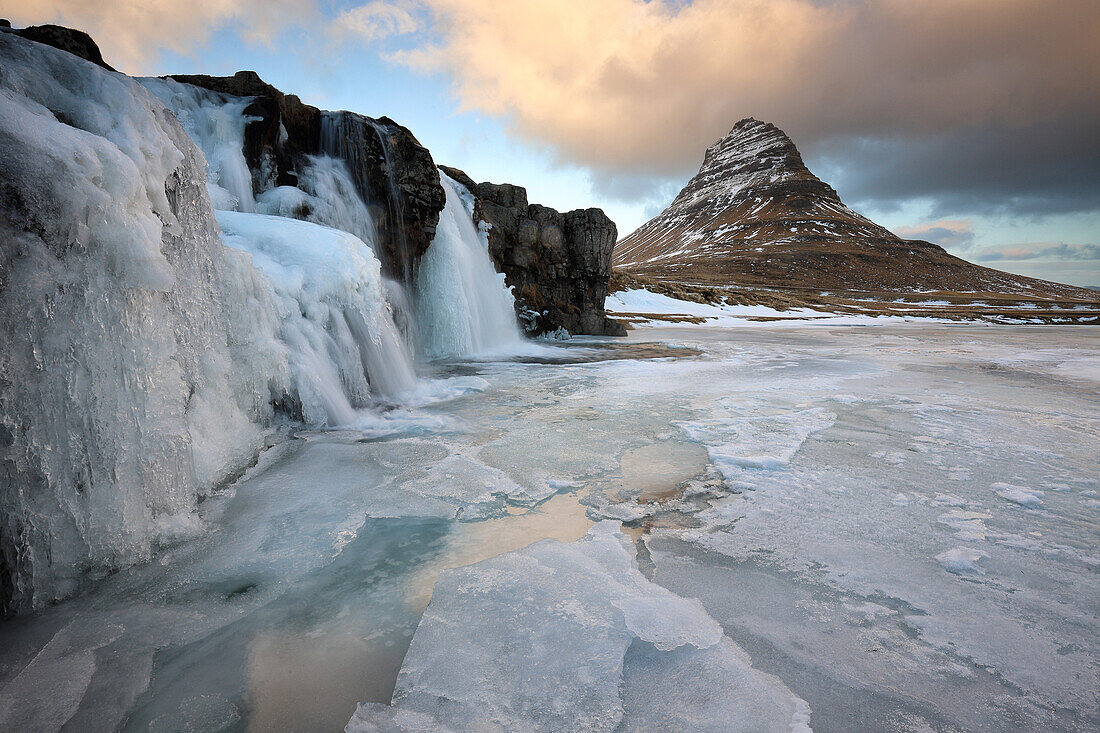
[
  {"x1": 216, "y1": 210, "x2": 417, "y2": 423},
  {"x1": 139, "y1": 77, "x2": 258, "y2": 212},
  {"x1": 139, "y1": 76, "x2": 418, "y2": 418},
  {"x1": 416, "y1": 171, "x2": 525, "y2": 359},
  {"x1": 1, "y1": 35, "x2": 529, "y2": 612}
]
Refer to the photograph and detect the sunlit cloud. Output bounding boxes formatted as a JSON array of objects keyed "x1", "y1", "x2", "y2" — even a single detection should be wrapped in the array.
[
  {"x1": 374, "y1": 1, "x2": 1098, "y2": 176},
  {"x1": 894, "y1": 220, "x2": 976, "y2": 250},
  {"x1": 4, "y1": 0, "x2": 317, "y2": 73},
  {"x1": 333, "y1": 0, "x2": 423, "y2": 43}
]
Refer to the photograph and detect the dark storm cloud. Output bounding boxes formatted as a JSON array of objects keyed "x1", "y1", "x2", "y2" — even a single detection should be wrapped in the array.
[{"x1": 811, "y1": 114, "x2": 1100, "y2": 217}]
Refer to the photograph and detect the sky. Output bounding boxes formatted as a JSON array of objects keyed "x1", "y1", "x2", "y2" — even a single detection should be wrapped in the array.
[{"x1": 6, "y1": 0, "x2": 1099, "y2": 286}]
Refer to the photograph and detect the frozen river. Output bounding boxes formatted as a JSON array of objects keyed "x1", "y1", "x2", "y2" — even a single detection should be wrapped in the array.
[{"x1": 1, "y1": 324, "x2": 1097, "y2": 731}]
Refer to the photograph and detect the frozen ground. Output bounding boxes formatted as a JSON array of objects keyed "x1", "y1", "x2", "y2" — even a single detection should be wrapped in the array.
[{"x1": 1, "y1": 324, "x2": 1097, "y2": 731}]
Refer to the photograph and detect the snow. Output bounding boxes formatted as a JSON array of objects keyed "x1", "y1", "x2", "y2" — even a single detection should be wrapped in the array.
[
  {"x1": 606, "y1": 288, "x2": 828, "y2": 322},
  {"x1": 605, "y1": 287, "x2": 960, "y2": 326}
]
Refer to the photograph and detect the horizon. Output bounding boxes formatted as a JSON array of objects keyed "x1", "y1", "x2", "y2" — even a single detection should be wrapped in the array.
[{"x1": 8, "y1": 0, "x2": 1099, "y2": 286}]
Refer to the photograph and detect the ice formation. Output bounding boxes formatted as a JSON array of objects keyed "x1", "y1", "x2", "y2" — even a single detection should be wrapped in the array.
[
  {"x1": 140, "y1": 77, "x2": 523, "y2": 363},
  {"x1": 138, "y1": 77, "x2": 258, "y2": 213},
  {"x1": 216, "y1": 211, "x2": 417, "y2": 423},
  {"x1": 415, "y1": 171, "x2": 525, "y2": 358},
  {"x1": 0, "y1": 33, "x2": 498, "y2": 611},
  {"x1": 139, "y1": 78, "x2": 381, "y2": 250},
  {"x1": 347, "y1": 522, "x2": 810, "y2": 732},
  {"x1": 0, "y1": 35, "x2": 285, "y2": 610}
]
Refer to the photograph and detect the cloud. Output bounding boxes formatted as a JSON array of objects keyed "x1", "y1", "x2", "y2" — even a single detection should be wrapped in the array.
[
  {"x1": 334, "y1": 0, "x2": 422, "y2": 43},
  {"x1": 11, "y1": 0, "x2": 1098, "y2": 219},
  {"x1": 893, "y1": 220, "x2": 975, "y2": 249},
  {"x1": 5, "y1": 0, "x2": 317, "y2": 72},
  {"x1": 376, "y1": 0, "x2": 1098, "y2": 213},
  {"x1": 975, "y1": 243, "x2": 1100, "y2": 262},
  {"x1": 817, "y1": 114, "x2": 1100, "y2": 217}
]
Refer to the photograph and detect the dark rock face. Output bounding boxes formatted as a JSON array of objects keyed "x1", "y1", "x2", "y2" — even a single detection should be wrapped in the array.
[
  {"x1": 167, "y1": 72, "x2": 445, "y2": 281},
  {"x1": 321, "y1": 112, "x2": 446, "y2": 282},
  {"x1": 8, "y1": 24, "x2": 114, "y2": 71},
  {"x1": 441, "y1": 166, "x2": 624, "y2": 336}
]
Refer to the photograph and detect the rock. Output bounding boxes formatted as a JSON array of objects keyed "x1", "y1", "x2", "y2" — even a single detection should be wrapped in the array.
[
  {"x1": 615, "y1": 118, "x2": 1093, "y2": 298},
  {"x1": 440, "y1": 166, "x2": 625, "y2": 336},
  {"x1": 166, "y1": 73, "x2": 444, "y2": 281},
  {"x1": 9, "y1": 24, "x2": 114, "y2": 71}
]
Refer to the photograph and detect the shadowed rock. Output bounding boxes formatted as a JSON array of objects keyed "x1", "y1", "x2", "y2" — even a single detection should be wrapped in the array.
[
  {"x1": 441, "y1": 166, "x2": 624, "y2": 336},
  {"x1": 6, "y1": 24, "x2": 114, "y2": 70}
]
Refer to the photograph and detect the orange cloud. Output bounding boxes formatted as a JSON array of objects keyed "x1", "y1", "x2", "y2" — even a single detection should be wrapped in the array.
[
  {"x1": 894, "y1": 220, "x2": 975, "y2": 249},
  {"x1": 377, "y1": 0, "x2": 1099, "y2": 180},
  {"x1": 4, "y1": 0, "x2": 317, "y2": 73}
]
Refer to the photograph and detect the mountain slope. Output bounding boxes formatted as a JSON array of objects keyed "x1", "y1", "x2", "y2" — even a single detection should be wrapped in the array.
[{"x1": 615, "y1": 118, "x2": 1091, "y2": 298}]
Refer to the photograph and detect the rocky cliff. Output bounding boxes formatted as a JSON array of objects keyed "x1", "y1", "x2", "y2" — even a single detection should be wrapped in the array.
[
  {"x1": 440, "y1": 167, "x2": 625, "y2": 336},
  {"x1": 0, "y1": 22, "x2": 115, "y2": 70},
  {"x1": 616, "y1": 118, "x2": 1092, "y2": 297},
  {"x1": 1, "y1": 20, "x2": 623, "y2": 333},
  {"x1": 166, "y1": 72, "x2": 445, "y2": 282}
]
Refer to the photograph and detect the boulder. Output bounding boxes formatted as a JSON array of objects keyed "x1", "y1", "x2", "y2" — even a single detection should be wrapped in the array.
[{"x1": 9, "y1": 24, "x2": 114, "y2": 70}]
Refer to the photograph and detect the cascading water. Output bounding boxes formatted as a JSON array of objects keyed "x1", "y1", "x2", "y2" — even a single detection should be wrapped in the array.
[
  {"x1": 0, "y1": 34, "x2": 528, "y2": 616},
  {"x1": 371, "y1": 123, "x2": 412, "y2": 283},
  {"x1": 255, "y1": 156, "x2": 379, "y2": 253},
  {"x1": 216, "y1": 212, "x2": 417, "y2": 421},
  {"x1": 415, "y1": 171, "x2": 525, "y2": 359},
  {"x1": 138, "y1": 77, "x2": 418, "y2": 417},
  {"x1": 139, "y1": 78, "x2": 257, "y2": 212}
]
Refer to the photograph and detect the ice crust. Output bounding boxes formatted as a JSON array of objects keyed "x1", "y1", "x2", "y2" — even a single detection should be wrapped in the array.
[
  {"x1": 347, "y1": 521, "x2": 809, "y2": 732},
  {"x1": 992, "y1": 482, "x2": 1045, "y2": 508}
]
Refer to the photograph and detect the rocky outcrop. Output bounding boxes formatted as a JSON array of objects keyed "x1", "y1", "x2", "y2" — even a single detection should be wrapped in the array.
[
  {"x1": 2, "y1": 23, "x2": 115, "y2": 71},
  {"x1": 616, "y1": 118, "x2": 1093, "y2": 298},
  {"x1": 167, "y1": 72, "x2": 445, "y2": 281},
  {"x1": 441, "y1": 167, "x2": 624, "y2": 336}
]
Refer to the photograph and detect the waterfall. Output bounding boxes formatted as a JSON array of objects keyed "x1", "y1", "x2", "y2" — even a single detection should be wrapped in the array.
[
  {"x1": 138, "y1": 78, "x2": 257, "y2": 212},
  {"x1": 137, "y1": 78, "x2": 418, "y2": 421},
  {"x1": 368, "y1": 119, "x2": 413, "y2": 285},
  {"x1": 216, "y1": 212, "x2": 417, "y2": 422},
  {"x1": 415, "y1": 171, "x2": 525, "y2": 359}
]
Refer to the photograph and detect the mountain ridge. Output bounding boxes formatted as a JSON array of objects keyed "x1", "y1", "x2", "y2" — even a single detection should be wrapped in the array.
[{"x1": 615, "y1": 119, "x2": 1093, "y2": 299}]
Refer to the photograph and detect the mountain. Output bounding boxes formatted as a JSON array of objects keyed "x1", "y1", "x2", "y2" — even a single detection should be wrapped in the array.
[{"x1": 614, "y1": 118, "x2": 1091, "y2": 298}]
